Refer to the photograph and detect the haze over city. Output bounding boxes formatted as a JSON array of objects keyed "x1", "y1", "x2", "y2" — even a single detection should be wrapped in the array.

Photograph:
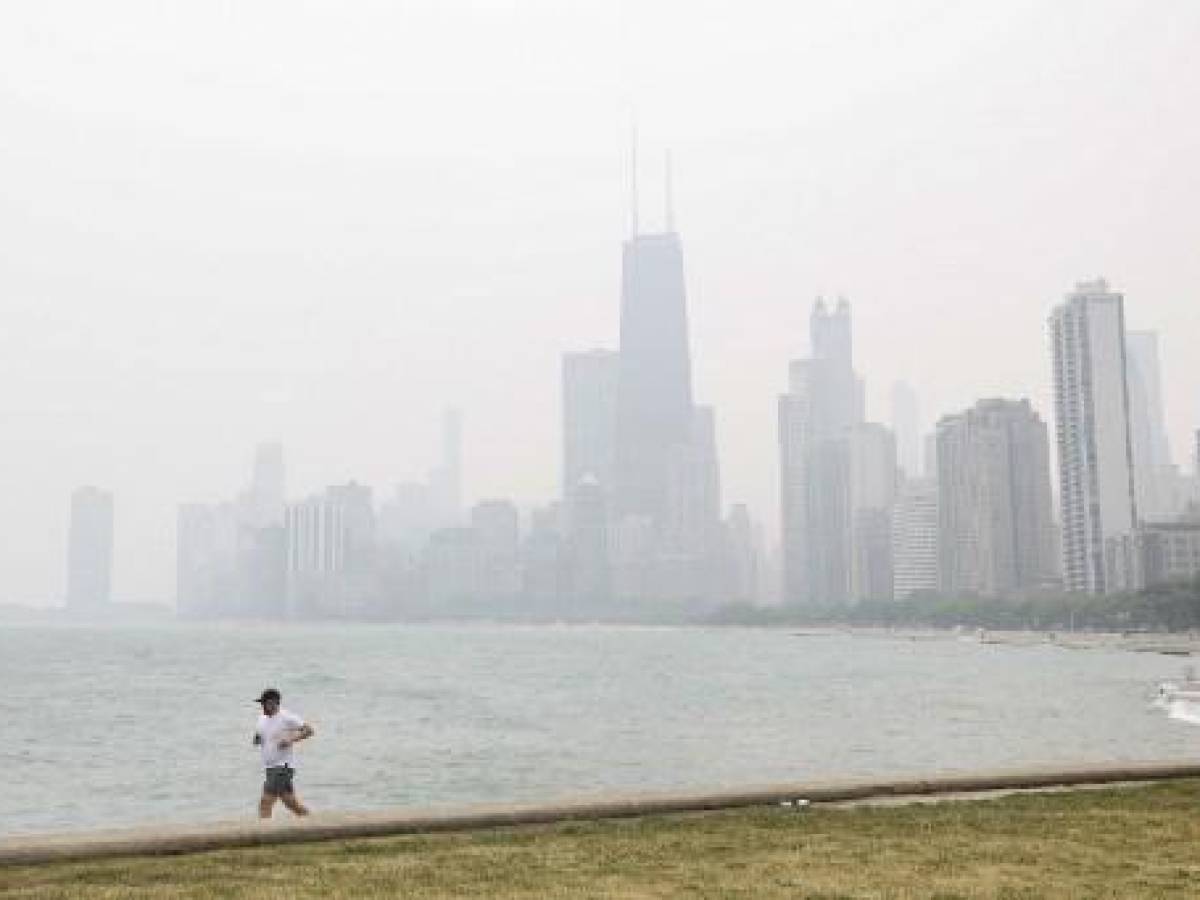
[{"x1": 2, "y1": 0, "x2": 1198, "y2": 604}]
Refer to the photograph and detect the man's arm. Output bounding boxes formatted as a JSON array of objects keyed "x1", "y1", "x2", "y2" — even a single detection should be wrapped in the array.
[{"x1": 279, "y1": 723, "x2": 314, "y2": 748}]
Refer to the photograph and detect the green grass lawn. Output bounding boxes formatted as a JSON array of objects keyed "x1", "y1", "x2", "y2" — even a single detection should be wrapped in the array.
[{"x1": 5, "y1": 781, "x2": 1200, "y2": 898}]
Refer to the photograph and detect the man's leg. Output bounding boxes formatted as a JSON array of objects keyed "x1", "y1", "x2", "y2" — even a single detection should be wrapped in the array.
[
  {"x1": 280, "y1": 791, "x2": 310, "y2": 816},
  {"x1": 259, "y1": 791, "x2": 279, "y2": 819}
]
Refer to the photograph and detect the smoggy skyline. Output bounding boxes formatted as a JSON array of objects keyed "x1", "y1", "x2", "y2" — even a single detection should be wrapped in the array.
[{"x1": 2, "y1": 1, "x2": 1198, "y2": 603}]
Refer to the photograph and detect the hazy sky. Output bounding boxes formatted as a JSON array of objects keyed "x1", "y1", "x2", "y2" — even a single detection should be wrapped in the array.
[{"x1": 2, "y1": 0, "x2": 1198, "y2": 603}]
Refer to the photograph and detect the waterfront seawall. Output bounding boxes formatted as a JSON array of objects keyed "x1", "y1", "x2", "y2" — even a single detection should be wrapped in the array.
[{"x1": 4, "y1": 760, "x2": 1200, "y2": 866}]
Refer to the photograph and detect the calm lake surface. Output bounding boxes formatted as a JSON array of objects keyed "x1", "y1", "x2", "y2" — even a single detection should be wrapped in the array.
[{"x1": 1, "y1": 623, "x2": 1196, "y2": 836}]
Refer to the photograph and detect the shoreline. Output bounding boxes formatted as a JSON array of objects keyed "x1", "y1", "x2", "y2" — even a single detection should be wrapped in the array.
[{"x1": 790, "y1": 625, "x2": 1200, "y2": 655}]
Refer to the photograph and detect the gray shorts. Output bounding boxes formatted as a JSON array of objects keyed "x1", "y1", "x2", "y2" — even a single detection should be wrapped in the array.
[{"x1": 263, "y1": 766, "x2": 296, "y2": 796}]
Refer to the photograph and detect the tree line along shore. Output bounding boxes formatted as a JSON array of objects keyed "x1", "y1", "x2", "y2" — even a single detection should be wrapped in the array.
[{"x1": 708, "y1": 575, "x2": 1200, "y2": 635}]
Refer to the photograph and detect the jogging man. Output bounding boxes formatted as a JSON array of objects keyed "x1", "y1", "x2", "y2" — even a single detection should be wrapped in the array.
[{"x1": 252, "y1": 688, "x2": 315, "y2": 818}]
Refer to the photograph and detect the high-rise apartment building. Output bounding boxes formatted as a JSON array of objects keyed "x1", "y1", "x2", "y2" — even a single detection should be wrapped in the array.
[
  {"x1": 1049, "y1": 279, "x2": 1138, "y2": 593},
  {"x1": 892, "y1": 477, "x2": 939, "y2": 600},
  {"x1": 66, "y1": 486, "x2": 114, "y2": 609},
  {"x1": 938, "y1": 399, "x2": 1058, "y2": 596},
  {"x1": 562, "y1": 349, "x2": 619, "y2": 499}
]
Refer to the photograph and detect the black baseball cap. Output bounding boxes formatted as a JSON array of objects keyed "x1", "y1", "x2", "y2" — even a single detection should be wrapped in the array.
[{"x1": 254, "y1": 688, "x2": 281, "y2": 704}]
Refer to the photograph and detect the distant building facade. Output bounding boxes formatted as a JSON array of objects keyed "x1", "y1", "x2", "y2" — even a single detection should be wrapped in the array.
[
  {"x1": 848, "y1": 423, "x2": 897, "y2": 602},
  {"x1": 285, "y1": 482, "x2": 376, "y2": 618},
  {"x1": 1107, "y1": 518, "x2": 1200, "y2": 592},
  {"x1": 725, "y1": 503, "x2": 762, "y2": 604},
  {"x1": 1126, "y1": 331, "x2": 1179, "y2": 520},
  {"x1": 424, "y1": 527, "x2": 484, "y2": 611},
  {"x1": 1049, "y1": 280, "x2": 1138, "y2": 593},
  {"x1": 177, "y1": 444, "x2": 287, "y2": 619},
  {"x1": 471, "y1": 499, "x2": 521, "y2": 605},
  {"x1": 937, "y1": 399, "x2": 1058, "y2": 597},
  {"x1": 66, "y1": 486, "x2": 114, "y2": 609},
  {"x1": 562, "y1": 349, "x2": 619, "y2": 499},
  {"x1": 561, "y1": 349, "x2": 619, "y2": 609},
  {"x1": 892, "y1": 477, "x2": 939, "y2": 600},
  {"x1": 890, "y1": 380, "x2": 921, "y2": 478},
  {"x1": 428, "y1": 409, "x2": 463, "y2": 529},
  {"x1": 564, "y1": 476, "x2": 612, "y2": 607}
]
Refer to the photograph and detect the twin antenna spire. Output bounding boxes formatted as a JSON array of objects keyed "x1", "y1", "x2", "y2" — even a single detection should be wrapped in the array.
[{"x1": 629, "y1": 123, "x2": 675, "y2": 238}]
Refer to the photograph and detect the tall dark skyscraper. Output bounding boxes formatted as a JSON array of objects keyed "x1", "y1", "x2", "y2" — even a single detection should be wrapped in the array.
[
  {"x1": 614, "y1": 231, "x2": 694, "y2": 525},
  {"x1": 607, "y1": 146, "x2": 728, "y2": 606}
]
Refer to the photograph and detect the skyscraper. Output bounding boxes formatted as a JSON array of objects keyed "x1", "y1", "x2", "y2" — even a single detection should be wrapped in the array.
[
  {"x1": 66, "y1": 486, "x2": 114, "y2": 609},
  {"x1": 242, "y1": 441, "x2": 285, "y2": 529},
  {"x1": 778, "y1": 298, "x2": 866, "y2": 605},
  {"x1": 609, "y1": 153, "x2": 725, "y2": 606},
  {"x1": 613, "y1": 231, "x2": 694, "y2": 526},
  {"x1": 890, "y1": 381, "x2": 921, "y2": 478},
  {"x1": 937, "y1": 399, "x2": 1058, "y2": 596},
  {"x1": 1125, "y1": 331, "x2": 1176, "y2": 519},
  {"x1": 562, "y1": 349, "x2": 619, "y2": 499},
  {"x1": 1049, "y1": 279, "x2": 1138, "y2": 593}
]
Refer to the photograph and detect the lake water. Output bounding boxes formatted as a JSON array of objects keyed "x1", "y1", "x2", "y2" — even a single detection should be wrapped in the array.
[{"x1": 1, "y1": 623, "x2": 1196, "y2": 836}]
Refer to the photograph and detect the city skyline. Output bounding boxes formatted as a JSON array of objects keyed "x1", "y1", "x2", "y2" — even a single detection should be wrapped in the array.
[
  {"x1": 3, "y1": 2, "x2": 1199, "y2": 604},
  {"x1": 43, "y1": 265, "x2": 1200, "y2": 614},
  {"x1": 30, "y1": 268, "x2": 1200, "y2": 609}
]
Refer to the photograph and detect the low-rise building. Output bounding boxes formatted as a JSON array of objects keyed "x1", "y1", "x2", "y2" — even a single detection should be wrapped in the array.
[{"x1": 1107, "y1": 519, "x2": 1200, "y2": 591}]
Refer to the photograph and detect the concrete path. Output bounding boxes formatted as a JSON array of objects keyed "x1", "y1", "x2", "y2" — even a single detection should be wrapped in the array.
[{"x1": 4, "y1": 760, "x2": 1199, "y2": 866}]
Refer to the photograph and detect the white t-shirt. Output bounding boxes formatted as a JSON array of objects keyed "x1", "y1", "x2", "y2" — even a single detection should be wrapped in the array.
[{"x1": 255, "y1": 709, "x2": 306, "y2": 769}]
